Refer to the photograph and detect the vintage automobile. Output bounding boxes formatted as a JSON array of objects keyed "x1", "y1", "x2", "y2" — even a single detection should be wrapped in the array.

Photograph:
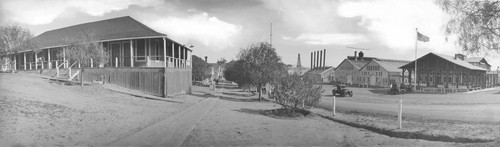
[
  {"x1": 388, "y1": 83, "x2": 407, "y2": 95},
  {"x1": 332, "y1": 84, "x2": 353, "y2": 97}
]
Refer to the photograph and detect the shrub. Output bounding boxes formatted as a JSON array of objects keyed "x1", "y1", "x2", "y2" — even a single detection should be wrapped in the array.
[{"x1": 270, "y1": 74, "x2": 322, "y2": 111}]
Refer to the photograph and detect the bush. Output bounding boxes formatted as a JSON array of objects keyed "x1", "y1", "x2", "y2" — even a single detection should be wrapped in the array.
[{"x1": 270, "y1": 74, "x2": 322, "y2": 111}]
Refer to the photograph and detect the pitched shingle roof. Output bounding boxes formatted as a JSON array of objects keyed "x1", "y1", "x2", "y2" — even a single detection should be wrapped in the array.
[
  {"x1": 346, "y1": 59, "x2": 370, "y2": 70},
  {"x1": 365, "y1": 59, "x2": 410, "y2": 72},
  {"x1": 31, "y1": 16, "x2": 166, "y2": 50},
  {"x1": 400, "y1": 52, "x2": 486, "y2": 71}
]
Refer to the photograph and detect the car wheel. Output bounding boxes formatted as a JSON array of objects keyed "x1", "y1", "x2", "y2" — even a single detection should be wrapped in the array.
[{"x1": 349, "y1": 92, "x2": 353, "y2": 97}]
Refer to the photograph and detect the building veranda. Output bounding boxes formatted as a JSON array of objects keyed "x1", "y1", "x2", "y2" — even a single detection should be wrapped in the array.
[
  {"x1": 399, "y1": 52, "x2": 498, "y2": 92},
  {"x1": 0, "y1": 16, "x2": 193, "y2": 96}
]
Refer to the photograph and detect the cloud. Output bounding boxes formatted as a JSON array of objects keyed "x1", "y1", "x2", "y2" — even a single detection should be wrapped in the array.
[
  {"x1": 146, "y1": 13, "x2": 242, "y2": 50},
  {"x1": 338, "y1": 0, "x2": 452, "y2": 52},
  {"x1": 284, "y1": 33, "x2": 367, "y2": 45},
  {"x1": 262, "y1": 0, "x2": 340, "y2": 33},
  {"x1": 0, "y1": 0, "x2": 162, "y2": 25}
]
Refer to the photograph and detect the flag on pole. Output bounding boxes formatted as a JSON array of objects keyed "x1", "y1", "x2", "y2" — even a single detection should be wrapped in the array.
[{"x1": 417, "y1": 32, "x2": 429, "y2": 42}]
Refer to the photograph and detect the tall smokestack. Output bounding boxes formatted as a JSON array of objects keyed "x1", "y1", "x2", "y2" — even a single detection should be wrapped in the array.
[
  {"x1": 317, "y1": 51, "x2": 320, "y2": 69},
  {"x1": 297, "y1": 54, "x2": 301, "y2": 68},
  {"x1": 319, "y1": 50, "x2": 322, "y2": 70},
  {"x1": 310, "y1": 52, "x2": 313, "y2": 68},
  {"x1": 323, "y1": 49, "x2": 326, "y2": 69},
  {"x1": 354, "y1": 51, "x2": 357, "y2": 61},
  {"x1": 205, "y1": 56, "x2": 208, "y2": 63}
]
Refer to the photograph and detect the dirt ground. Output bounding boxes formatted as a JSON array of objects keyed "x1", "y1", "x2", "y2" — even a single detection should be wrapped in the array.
[
  {"x1": 0, "y1": 73, "x2": 201, "y2": 146},
  {"x1": 1, "y1": 73, "x2": 497, "y2": 146},
  {"x1": 182, "y1": 86, "x2": 462, "y2": 146},
  {"x1": 318, "y1": 85, "x2": 500, "y2": 122}
]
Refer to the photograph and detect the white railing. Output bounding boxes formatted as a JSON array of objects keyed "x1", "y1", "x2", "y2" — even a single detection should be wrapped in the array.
[{"x1": 146, "y1": 56, "x2": 191, "y2": 68}]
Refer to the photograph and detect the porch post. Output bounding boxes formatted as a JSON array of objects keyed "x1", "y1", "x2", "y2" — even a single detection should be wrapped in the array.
[
  {"x1": 178, "y1": 45, "x2": 181, "y2": 68},
  {"x1": 163, "y1": 38, "x2": 167, "y2": 67},
  {"x1": 130, "y1": 39, "x2": 134, "y2": 67},
  {"x1": 23, "y1": 52, "x2": 26, "y2": 70},
  {"x1": 35, "y1": 52, "x2": 38, "y2": 70},
  {"x1": 171, "y1": 42, "x2": 175, "y2": 67},
  {"x1": 48, "y1": 48, "x2": 51, "y2": 69},
  {"x1": 13, "y1": 54, "x2": 16, "y2": 71},
  {"x1": 63, "y1": 47, "x2": 66, "y2": 68}
]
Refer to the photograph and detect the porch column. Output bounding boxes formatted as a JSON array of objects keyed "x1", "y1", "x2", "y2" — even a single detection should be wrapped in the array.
[
  {"x1": 130, "y1": 40, "x2": 134, "y2": 67},
  {"x1": 23, "y1": 52, "x2": 26, "y2": 70},
  {"x1": 48, "y1": 48, "x2": 51, "y2": 69},
  {"x1": 35, "y1": 52, "x2": 38, "y2": 70},
  {"x1": 401, "y1": 69, "x2": 405, "y2": 83},
  {"x1": 408, "y1": 69, "x2": 412, "y2": 86},
  {"x1": 163, "y1": 38, "x2": 167, "y2": 67},
  {"x1": 63, "y1": 47, "x2": 66, "y2": 68},
  {"x1": 178, "y1": 45, "x2": 181, "y2": 68},
  {"x1": 171, "y1": 42, "x2": 175, "y2": 68}
]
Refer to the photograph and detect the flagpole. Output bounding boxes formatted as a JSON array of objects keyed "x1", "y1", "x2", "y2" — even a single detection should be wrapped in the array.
[{"x1": 414, "y1": 28, "x2": 418, "y2": 92}]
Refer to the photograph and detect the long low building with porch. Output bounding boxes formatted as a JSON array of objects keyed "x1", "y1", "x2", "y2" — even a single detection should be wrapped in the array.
[
  {"x1": 0, "y1": 16, "x2": 192, "y2": 96},
  {"x1": 399, "y1": 52, "x2": 498, "y2": 92}
]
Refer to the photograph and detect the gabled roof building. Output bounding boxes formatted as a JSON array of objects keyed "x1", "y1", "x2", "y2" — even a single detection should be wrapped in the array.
[
  {"x1": 1, "y1": 16, "x2": 193, "y2": 96},
  {"x1": 400, "y1": 52, "x2": 497, "y2": 90}
]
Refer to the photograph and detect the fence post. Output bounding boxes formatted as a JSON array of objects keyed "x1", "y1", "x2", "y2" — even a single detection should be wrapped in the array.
[
  {"x1": 398, "y1": 99, "x2": 402, "y2": 129},
  {"x1": 302, "y1": 99, "x2": 305, "y2": 108},
  {"x1": 164, "y1": 67, "x2": 168, "y2": 98},
  {"x1": 332, "y1": 96, "x2": 336, "y2": 116}
]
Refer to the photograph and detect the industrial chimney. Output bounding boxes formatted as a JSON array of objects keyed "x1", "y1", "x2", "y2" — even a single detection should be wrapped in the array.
[
  {"x1": 297, "y1": 53, "x2": 302, "y2": 68},
  {"x1": 323, "y1": 49, "x2": 326, "y2": 69},
  {"x1": 205, "y1": 56, "x2": 208, "y2": 63},
  {"x1": 310, "y1": 52, "x2": 313, "y2": 68},
  {"x1": 354, "y1": 51, "x2": 357, "y2": 61}
]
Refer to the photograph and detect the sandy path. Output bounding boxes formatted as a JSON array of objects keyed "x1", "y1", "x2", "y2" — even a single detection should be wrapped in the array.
[
  {"x1": 0, "y1": 73, "x2": 201, "y2": 146},
  {"x1": 182, "y1": 86, "x2": 458, "y2": 146}
]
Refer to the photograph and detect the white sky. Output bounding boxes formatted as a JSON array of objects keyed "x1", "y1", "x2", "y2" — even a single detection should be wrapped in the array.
[{"x1": 1, "y1": 0, "x2": 499, "y2": 70}]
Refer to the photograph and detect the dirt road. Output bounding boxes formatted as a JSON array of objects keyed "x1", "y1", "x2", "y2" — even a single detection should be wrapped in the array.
[{"x1": 183, "y1": 86, "x2": 458, "y2": 146}]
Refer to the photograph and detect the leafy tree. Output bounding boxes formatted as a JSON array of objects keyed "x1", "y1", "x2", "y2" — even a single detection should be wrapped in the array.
[
  {"x1": 65, "y1": 31, "x2": 109, "y2": 86},
  {"x1": 224, "y1": 60, "x2": 251, "y2": 88},
  {"x1": 0, "y1": 24, "x2": 38, "y2": 70},
  {"x1": 270, "y1": 74, "x2": 322, "y2": 112},
  {"x1": 438, "y1": 0, "x2": 500, "y2": 54},
  {"x1": 192, "y1": 55, "x2": 210, "y2": 82},
  {"x1": 238, "y1": 42, "x2": 287, "y2": 101}
]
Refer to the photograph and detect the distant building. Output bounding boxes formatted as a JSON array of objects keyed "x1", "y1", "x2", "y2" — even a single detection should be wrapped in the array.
[
  {"x1": 358, "y1": 59, "x2": 410, "y2": 87},
  {"x1": 304, "y1": 66, "x2": 335, "y2": 83},
  {"x1": 399, "y1": 53, "x2": 498, "y2": 90}
]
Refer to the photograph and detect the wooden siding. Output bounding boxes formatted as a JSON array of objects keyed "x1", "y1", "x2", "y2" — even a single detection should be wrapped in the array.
[
  {"x1": 165, "y1": 68, "x2": 192, "y2": 96},
  {"x1": 83, "y1": 67, "x2": 164, "y2": 96},
  {"x1": 82, "y1": 67, "x2": 191, "y2": 96}
]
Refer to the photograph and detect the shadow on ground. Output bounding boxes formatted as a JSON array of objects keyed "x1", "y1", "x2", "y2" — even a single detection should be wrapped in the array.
[
  {"x1": 219, "y1": 96, "x2": 260, "y2": 102},
  {"x1": 235, "y1": 108, "x2": 313, "y2": 119},
  {"x1": 369, "y1": 89, "x2": 389, "y2": 95}
]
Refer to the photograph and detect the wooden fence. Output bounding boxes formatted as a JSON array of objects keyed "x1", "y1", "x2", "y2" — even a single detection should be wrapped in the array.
[{"x1": 83, "y1": 67, "x2": 191, "y2": 97}]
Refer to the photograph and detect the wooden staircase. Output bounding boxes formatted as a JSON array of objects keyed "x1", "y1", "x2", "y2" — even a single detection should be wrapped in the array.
[{"x1": 54, "y1": 61, "x2": 80, "y2": 81}]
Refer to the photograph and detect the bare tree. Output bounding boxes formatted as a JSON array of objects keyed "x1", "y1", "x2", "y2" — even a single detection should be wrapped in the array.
[
  {"x1": 65, "y1": 31, "x2": 109, "y2": 86},
  {"x1": 437, "y1": 0, "x2": 500, "y2": 55},
  {"x1": 0, "y1": 24, "x2": 38, "y2": 70}
]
